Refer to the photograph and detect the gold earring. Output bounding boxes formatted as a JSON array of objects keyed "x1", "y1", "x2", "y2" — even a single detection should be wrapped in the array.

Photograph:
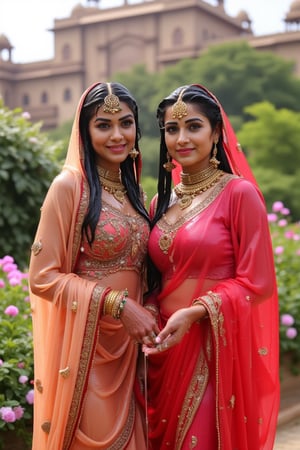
[
  {"x1": 209, "y1": 142, "x2": 220, "y2": 169},
  {"x1": 163, "y1": 152, "x2": 177, "y2": 172},
  {"x1": 129, "y1": 148, "x2": 139, "y2": 159}
]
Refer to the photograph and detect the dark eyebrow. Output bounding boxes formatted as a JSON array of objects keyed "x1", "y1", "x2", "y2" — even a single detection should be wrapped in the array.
[
  {"x1": 165, "y1": 117, "x2": 204, "y2": 126},
  {"x1": 94, "y1": 113, "x2": 134, "y2": 123}
]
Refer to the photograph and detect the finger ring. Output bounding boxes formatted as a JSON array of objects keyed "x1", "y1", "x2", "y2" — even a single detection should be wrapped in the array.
[
  {"x1": 163, "y1": 342, "x2": 168, "y2": 349},
  {"x1": 149, "y1": 331, "x2": 156, "y2": 339}
]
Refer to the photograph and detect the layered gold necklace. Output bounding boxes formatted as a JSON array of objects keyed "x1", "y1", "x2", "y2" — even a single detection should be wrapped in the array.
[
  {"x1": 97, "y1": 166, "x2": 127, "y2": 204},
  {"x1": 174, "y1": 165, "x2": 224, "y2": 209}
]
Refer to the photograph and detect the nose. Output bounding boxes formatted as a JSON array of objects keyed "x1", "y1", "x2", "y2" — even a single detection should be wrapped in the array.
[
  {"x1": 111, "y1": 125, "x2": 123, "y2": 141},
  {"x1": 177, "y1": 128, "x2": 189, "y2": 145}
]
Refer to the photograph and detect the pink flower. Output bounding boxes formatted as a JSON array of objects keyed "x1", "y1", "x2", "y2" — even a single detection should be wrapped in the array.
[
  {"x1": 272, "y1": 201, "x2": 284, "y2": 212},
  {"x1": 26, "y1": 389, "x2": 34, "y2": 404},
  {"x1": 296, "y1": 249, "x2": 300, "y2": 256},
  {"x1": 0, "y1": 359, "x2": 3, "y2": 366},
  {"x1": 294, "y1": 234, "x2": 300, "y2": 241},
  {"x1": 286, "y1": 327, "x2": 298, "y2": 339},
  {"x1": 2, "y1": 262, "x2": 17, "y2": 273},
  {"x1": 0, "y1": 407, "x2": 16, "y2": 423},
  {"x1": 13, "y1": 406, "x2": 24, "y2": 420},
  {"x1": 18, "y1": 362, "x2": 25, "y2": 369},
  {"x1": 19, "y1": 375, "x2": 29, "y2": 384},
  {"x1": 22, "y1": 111, "x2": 31, "y2": 119},
  {"x1": 0, "y1": 279, "x2": 5, "y2": 288},
  {"x1": 0, "y1": 255, "x2": 14, "y2": 264},
  {"x1": 278, "y1": 219, "x2": 288, "y2": 227},
  {"x1": 274, "y1": 246, "x2": 284, "y2": 255},
  {"x1": 284, "y1": 230, "x2": 294, "y2": 239},
  {"x1": 281, "y1": 314, "x2": 295, "y2": 326},
  {"x1": 281, "y1": 208, "x2": 290, "y2": 215},
  {"x1": 267, "y1": 213, "x2": 277, "y2": 223},
  {"x1": 4, "y1": 305, "x2": 19, "y2": 316}
]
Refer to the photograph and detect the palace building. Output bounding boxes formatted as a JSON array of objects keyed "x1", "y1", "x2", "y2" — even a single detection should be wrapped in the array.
[{"x1": 0, "y1": 0, "x2": 299, "y2": 129}]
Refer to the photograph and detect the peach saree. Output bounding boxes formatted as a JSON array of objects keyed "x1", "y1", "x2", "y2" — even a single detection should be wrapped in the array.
[{"x1": 29, "y1": 83, "x2": 148, "y2": 449}]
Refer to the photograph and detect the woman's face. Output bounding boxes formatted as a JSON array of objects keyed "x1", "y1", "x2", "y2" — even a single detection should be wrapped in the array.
[
  {"x1": 88, "y1": 101, "x2": 136, "y2": 171},
  {"x1": 164, "y1": 102, "x2": 219, "y2": 174}
]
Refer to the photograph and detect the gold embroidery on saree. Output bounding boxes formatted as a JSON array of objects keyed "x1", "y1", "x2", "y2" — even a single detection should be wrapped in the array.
[
  {"x1": 63, "y1": 288, "x2": 104, "y2": 450},
  {"x1": 175, "y1": 349, "x2": 209, "y2": 449},
  {"x1": 157, "y1": 174, "x2": 236, "y2": 254}
]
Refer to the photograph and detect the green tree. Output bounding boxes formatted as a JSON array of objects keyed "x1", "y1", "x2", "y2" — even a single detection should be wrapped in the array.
[
  {"x1": 112, "y1": 64, "x2": 159, "y2": 137},
  {"x1": 237, "y1": 102, "x2": 300, "y2": 219},
  {"x1": 0, "y1": 100, "x2": 62, "y2": 269},
  {"x1": 156, "y1": 41, "x2": 300, "y2": 120}
]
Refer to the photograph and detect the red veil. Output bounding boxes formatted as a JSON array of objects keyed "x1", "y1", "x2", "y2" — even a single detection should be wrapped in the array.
[{"x1": 147, "y1": 84, "x2": 280, "y2": 449}]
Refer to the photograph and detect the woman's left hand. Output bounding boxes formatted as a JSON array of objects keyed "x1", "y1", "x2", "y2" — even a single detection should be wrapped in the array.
[{"x1": 142, "y1": 307, "x2": 196, "y2": 354}]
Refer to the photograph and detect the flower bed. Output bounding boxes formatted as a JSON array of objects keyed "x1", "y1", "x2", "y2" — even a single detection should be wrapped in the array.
[
  {"x1": 0, "y1": 256, "x2": 33, "y2": 449},
  {"x1": 268, "y1": 201, "x2": 300, "y2": 375}
]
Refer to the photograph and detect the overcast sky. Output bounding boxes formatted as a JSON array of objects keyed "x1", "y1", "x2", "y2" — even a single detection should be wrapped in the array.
[{"x1": 0, "y1": 0, "x2": 294, "y2": 63}]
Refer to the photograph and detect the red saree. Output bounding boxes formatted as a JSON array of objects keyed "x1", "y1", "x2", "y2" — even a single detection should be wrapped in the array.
[{"x1": 147, "y1": 175, "x2": 279, "y2": 449}]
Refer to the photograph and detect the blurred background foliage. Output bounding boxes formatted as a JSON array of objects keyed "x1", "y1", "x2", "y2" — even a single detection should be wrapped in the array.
[{"x1": 1, "y1": 41, "x2": 300, "y2": 268}]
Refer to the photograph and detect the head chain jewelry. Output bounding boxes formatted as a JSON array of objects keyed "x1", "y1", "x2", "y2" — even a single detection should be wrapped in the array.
[
  {"x1": 172, "y1": 87, "x2": 188, "y2": 119},
  {"x1": 103, "y1": 82, "x2": 122, "y2": 114}
]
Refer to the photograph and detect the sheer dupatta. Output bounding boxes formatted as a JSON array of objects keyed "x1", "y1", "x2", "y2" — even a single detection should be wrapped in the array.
[{"x1": 149, "y1": 84, "x2": 280, "y2": 449}]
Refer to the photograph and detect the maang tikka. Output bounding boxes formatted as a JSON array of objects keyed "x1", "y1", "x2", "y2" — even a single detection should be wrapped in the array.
[
  {"x1": 172, "y1": 88, "x2": 188, "y2": 120},
  {"x1": 103, "y1": 83, "x2": 122, "y2": 114}
]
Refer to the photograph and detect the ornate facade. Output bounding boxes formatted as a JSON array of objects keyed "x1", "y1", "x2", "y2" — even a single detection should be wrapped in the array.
[{"x1": 0, "y1": 0, "x2": 299, "y2": 129}]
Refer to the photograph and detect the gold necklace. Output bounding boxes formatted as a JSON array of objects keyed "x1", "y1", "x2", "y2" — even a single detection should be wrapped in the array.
[
  {"x1": 97, "y1": 166, "x2": 127, "y2": 204},
  {"x1": 174, "y1": 165, "x2": 224, "y2": 209}
]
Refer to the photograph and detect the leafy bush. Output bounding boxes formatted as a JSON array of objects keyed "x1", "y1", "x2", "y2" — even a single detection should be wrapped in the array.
[
  {"x1": 0, "y1": 100, "x2": 61, "y2": 269},
  {"x1": 0, "y1": 256, "x2": 33, "y2": 447},
  {"x1": 268, "y1": 201, "x2": 300, "y2": 373}
]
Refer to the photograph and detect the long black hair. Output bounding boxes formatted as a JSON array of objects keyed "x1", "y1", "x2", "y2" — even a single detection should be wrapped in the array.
[
  {"x1": 79, "y1": 82, "x2": 149, "y2": 244},
  {"x1": 153, "y1": 84, "x2": 232, "y2": 227},
  {"x1": 147, "y1": 84, "x2": 233, "y2": 291}
]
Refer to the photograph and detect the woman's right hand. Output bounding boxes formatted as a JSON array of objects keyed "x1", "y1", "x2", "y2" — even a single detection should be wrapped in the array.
[{"x1": 120, "y1": 297, "x2": 160, "y2": 345}]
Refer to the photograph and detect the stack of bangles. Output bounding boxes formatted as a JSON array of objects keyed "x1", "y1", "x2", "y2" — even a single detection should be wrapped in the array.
[{"x1": 103, "y1": 288, "x2": 128, "y2": 319}]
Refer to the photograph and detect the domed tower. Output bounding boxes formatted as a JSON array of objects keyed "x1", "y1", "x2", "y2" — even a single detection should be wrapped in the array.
[
  {"x1": 236, "y1": 9, "x2": 252, "y2": 31},
  {"x1": 285, "y1": 0, "x2": 300, "y2": 30},
  {"x1": 0, "y1": 33, "x2": 13, "y2": 62}
]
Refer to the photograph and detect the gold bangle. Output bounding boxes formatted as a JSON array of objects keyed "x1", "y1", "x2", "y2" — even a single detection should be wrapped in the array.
[{"x1": 115, "y1": 289, "x2": 128, "y2": 319}]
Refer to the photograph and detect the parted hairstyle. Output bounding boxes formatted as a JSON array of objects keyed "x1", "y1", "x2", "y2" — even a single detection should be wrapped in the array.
[{"x1": 79, "y1": 82, "x2": 149, "y2": 244}]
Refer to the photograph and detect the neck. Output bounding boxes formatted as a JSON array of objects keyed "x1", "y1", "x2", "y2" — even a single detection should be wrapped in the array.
[{"x1": 180, "y1": 164, "x2": 219, "y2": 185}]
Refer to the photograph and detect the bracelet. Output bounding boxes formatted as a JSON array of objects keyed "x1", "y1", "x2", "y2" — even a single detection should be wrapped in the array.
[
  {"x1": 191, "y1": 298, "x2": 208, "y2": 319},
  {"x1": 115, "y1": 289, "x2": 128, "y2": 319},
  {"x1": 103, "y1": 289, "x2": 128, "y2": 319}
]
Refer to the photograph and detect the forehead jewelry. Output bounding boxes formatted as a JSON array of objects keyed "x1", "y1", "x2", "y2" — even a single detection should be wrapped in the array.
[
  {"x1": 103, "y1": 83, "x2": 122, "y2": 114},
  {"x1": 172, "y1": 88, "x2": 188, "y2": 119}
]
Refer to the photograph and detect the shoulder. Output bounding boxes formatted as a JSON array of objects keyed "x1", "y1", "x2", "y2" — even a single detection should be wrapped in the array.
[
  {"x1": 225, "y1": 176, "x2": 266, "y2": 211},
  {"x1": 44, "y1": 169, "x2": 83, "y2": 208}
]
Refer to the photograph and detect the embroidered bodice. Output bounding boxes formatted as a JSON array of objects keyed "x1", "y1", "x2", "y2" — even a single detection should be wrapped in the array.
[
  {"x1": 75, "y1": 201, "x2": 149, "y2": 279},
  {"x1": 148, "y1": 176, "x2": 236, "y2": 281}
]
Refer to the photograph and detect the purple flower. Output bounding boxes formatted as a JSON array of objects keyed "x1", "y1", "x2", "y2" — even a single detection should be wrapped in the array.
[
  {"x1": 19, "y1": 375, "x2": 29, "y2": 384},
  {"x1": 26, "y1": 389, "x2": 34, "y2": 405},
  {"x1": 281, "y1": 314, "x2": 295, "y2": 326},
  {"x1": 286, "y1": 327, "x2": 298, "y2": 339},
  {"x1": 13, "y1": 406, "x2": 24, "y2": 420},
  {"x1": 4, "y1": 305, "x2": 19, "y2": 316},
  {"x1": 272, "y1": 201, "x2": 284, "y2": 212},
  {"x1": 0, "y1": 407, "x2": 16, "y2": 423}
]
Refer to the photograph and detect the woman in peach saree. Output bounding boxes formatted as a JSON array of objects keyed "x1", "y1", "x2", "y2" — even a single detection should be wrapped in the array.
[
  {"x1": 29, "y1": 82, "x2": 159, "y2": 449},
  {"x1": 143, "y1": 84, "x2": 280, "y2": 449}
]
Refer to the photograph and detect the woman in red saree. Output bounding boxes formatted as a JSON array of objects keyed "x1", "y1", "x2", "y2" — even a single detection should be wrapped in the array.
[
  {"x1": 29, "y1": 82, "x2": 159, "y2": 449},
  {"x1": 144, "y1": 84, "x2": 279, "y2": 449}
]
